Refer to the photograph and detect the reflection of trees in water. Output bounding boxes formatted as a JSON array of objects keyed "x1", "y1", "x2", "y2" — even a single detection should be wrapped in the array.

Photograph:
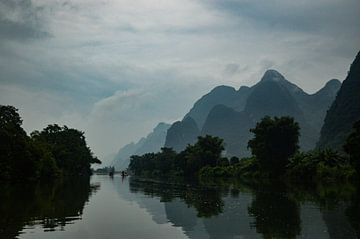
[
  {"x1": 346, "y1": 186, "x2": 360, "y2": 238},
  {"x1": 183, "y1": 188, "x2": 224, "y2": 217},
  {"x1": 129, "y1": 177, "x2": 224, "y2": 218},
  {"x1": 129, "y1": 177, "x2": 360, "y2": 239},
  {"x1": 289, "y1": 182, "x2": 358, "y2": 239},
  {"x1": 248, "y1": 182, "x2": 301, "y2": 239},
  {"x1": 0, "y1": 177, "x2": 99, "y2": 238}
]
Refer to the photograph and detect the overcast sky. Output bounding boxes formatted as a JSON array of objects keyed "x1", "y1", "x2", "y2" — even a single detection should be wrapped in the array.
[{"x1": 0, "y1": 0, "x2": 359, "y2": 160}]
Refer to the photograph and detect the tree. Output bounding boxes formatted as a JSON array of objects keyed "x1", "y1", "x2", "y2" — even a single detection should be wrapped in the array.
[
  {"x1": 344, "y1": 120, "x2": 360, "y2": 172},
  {"x1": 230, "y1": 156, "x2": 240, "y2": 165},
  {"x1": 31, "y1": 124, "x2": 101, "y2": 176},
  {"x1": 248, "y1": 116, "x2": 300, "y2": 175},
  {"x1": 184, "y1": 135, "x2": 225, "y2": 174},
  {"x1": 0, "y1": 105, "x2": 39, "y2": 180},
  {"x1": 128, "y1": 135, "x2": 225, "y2": 176},
  {"x1": 0, "y1": 105, "x2": 100, "y2": 181},
  {"x1": 156, "y1": 147, "x2": 177, "y2": 173}
]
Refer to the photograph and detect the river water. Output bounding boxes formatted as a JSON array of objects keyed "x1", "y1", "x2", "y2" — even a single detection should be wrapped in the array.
[{"x1": 1, "y1": 175, "x2": 359, "y2": 239}]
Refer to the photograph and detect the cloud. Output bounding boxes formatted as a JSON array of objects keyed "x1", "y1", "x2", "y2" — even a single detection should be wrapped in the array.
[
  {"x1": 0, "y1": 0, "x2": 359, "y2": 159},
  {"x1": 0, "y1": 0, "x2": 50, "y2": 41},
  {"x1": 205, "y1": 0, "x2": 360, "y2": 34}
]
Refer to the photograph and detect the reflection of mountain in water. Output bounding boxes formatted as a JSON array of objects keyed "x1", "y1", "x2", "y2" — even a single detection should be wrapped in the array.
[
  {"x1": 125, "y1": 177, "x2": 360, "y2": 239},
  {"x1": 126, "y1": 178, "x2": 262, "y2": 238},
  {"x1": 165, "y1": 199, "x2": 208, "y2": 239},
  {"x1": 203, "y1": 195, "x2": 259, "y2": 239},
  {"x1": 110, "y1": 177, "x2": 169, "y2": 225},
  {"x1": 0, "y1": 177, "x2": 99, "y2": 239}
]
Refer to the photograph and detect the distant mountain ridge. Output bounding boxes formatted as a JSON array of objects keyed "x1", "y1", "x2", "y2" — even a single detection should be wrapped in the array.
[
  {"x1": 318, "y1": 51, "x2": 360, "y2": 150},
  {"x1": 112, "y1": 122, "x2": 170, "y2": 170},
  {"x1": 113, "y1": 68, "x2": 343, "y2": 163},
  {"x1": 164, "y1": 117, "x2": 200, "y2": 152},
  {"x1": 165, "y1": 69, "x2": 341, "y2": 157},
  {"x1": 184, "y1": 85, "x2": 251, "y2": 129}
]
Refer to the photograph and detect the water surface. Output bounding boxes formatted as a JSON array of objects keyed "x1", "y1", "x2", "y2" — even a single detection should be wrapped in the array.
[{"x1": 1, "y1": 175, "x2": 359, "y2": 239}]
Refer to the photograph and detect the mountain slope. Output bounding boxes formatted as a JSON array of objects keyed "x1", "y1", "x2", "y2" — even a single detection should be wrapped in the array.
[
  {"x1": 298, "y1": 79, "x2": 341, "y2": 131},
  {"x1": 164, "y1": 117, "x2": 200, "y2": 152},
  {"x1": 201, "y1": 70, "x2": 340, "y2": 156},
  {"x1": 184, "y1": 85, "x2": 251, "y2": 129},
  {"x1": 113, "y1": 122, "x2": 170, "y2": 170},
  {"x1": 244, "y1": 74, "x2": 305, "y2": 121},
  {"x1": 201, "y1": 105, "x2": 253, "y2": 157},
  {"x1": 318, "y1": 51, "x2": 360, "y2": 150}
]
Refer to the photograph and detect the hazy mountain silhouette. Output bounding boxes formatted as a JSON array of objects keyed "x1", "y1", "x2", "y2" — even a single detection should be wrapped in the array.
[
  {"x1": 201, "y1": 105, "x2": 252, "y2": 157},
  {"x1": 318, "y1": 51, "x2": 360, "y2": 150},
  {"x1": 184, "y1": 85, "x2": 251, "y2": 129},
  {"x1": 166, "y1": 69, "x2": 340, "y2": 156},
  {"x1": 113, "y1": 122, "x2": 170, "y2": 170},
  {"x1": 164, "y1": 117, "x2": 200, "y2": 152}
]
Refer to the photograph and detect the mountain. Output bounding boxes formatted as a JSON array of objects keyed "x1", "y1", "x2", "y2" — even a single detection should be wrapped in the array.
[
  {"x1": 136, "y1": 123, "x2": 171, "y2": 154},
  {"x1": 164, "y1": 117, "x2": 200, "y2": 152},
  {"x1": 242, "y1": 71, "x2": 334, "y2": 151},
  {"x1": 297, "y1": 79, "x2": 341, "y2": 131},
  {"x1": 201, "y1": 105, "x2": 252, "y2": 157},
  {"x1": 112, "y1": 122, "x2": 170, "y2": 170},
  {"x1": 318, "y1": 51, "x2": 360, "y2": 150},
  {"x1": 168, "y1": 69, "x2": 340, "y2": 156},
  {"x1": 184, "y1": 85, "x2": 251, "y2": 129},
  {"x1": 244, "y1": 72, "x2": 305, "y2": 121}
]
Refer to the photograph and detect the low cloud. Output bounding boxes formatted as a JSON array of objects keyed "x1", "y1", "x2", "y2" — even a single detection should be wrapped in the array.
[{"x1": 0, "y1": 0, "x2": 359, "y2": 159}]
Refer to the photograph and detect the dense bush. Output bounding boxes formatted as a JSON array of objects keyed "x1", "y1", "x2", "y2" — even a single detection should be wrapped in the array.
[
  {"x1": 129, "y1": 135, "x2": 225, "y2": 177},
  {"x1": 287, "y1": 150, "x2": 355, "y2": 181}
]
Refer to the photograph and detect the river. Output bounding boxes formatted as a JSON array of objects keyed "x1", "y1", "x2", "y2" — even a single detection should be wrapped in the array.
[{"x1": 1, "y1": 175, "x2": 359, "y2": 239}]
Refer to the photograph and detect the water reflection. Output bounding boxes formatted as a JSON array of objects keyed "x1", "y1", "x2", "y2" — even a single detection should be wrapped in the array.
[
  {"x1": 347, "y1": 186, "x2": 360, "y2": 238},
  {"x1": 128, "y1": 177, "x2": 360, "y2": 239},
  {"x1": 247, "y1": 182, "x2": 301, "y2": 239},
  {"x1": 0, "y1": 177, "x2": 99, "y2": 238},
  {"x1": 1, "y1": 175, "x2": 359, "y2": 239}
]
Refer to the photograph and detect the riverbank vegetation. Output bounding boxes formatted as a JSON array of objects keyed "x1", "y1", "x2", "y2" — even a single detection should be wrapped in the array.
[
  {"x1": 0, "y1": 105, "x2": 101, "y2": 181},
  {"x1": 129, "y1": 116, "x2": 360, "y2": 183}
]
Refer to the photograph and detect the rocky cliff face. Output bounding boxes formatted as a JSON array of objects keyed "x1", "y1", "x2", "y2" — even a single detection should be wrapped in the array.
[{"x1": 318, "y1": 51, "x2": 360, "y2": 150}]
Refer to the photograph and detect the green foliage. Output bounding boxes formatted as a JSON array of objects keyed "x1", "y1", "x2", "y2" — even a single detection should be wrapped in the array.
[
  {"x1": 0, "y1": 105, "x2": 100, "y2": 181},
  {"x1": 31, "y1": 124, "x2": 101, "y2": 176},
  {"x1": 0, "y1": 105, "x2": 40, "y2": 181},
  {"x1": 287, "y1": 150, "x2": 355, "y2": 181},
  {"x1": 130, "y1": 116, "x2": 358, "y2": 183},
  {"x1": 199, "y1": 157, "x2": 260, "y2": 179},
  {"x1": 230, "y1": 156, "x2": 239, "y2": 165},
  {"x1": 248, "y1": 116, "x2": 300, "y2": 175},
  {"x1": 129, "y1": 135, "x2": 225, "y2": 177},
  {"x1": 219, "y1": 158, "x2": 230, "y2": 166},
  {"x1": 344, "y1": 120, "x2": 360, "y2": 172}
]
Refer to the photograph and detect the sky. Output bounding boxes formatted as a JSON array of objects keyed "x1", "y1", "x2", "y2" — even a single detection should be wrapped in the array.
[{"x1": 0, "y1": 0, "x2": 359, "y2": 161}]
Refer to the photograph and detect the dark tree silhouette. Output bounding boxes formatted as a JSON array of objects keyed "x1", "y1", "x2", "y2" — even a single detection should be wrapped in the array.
[
  {"x1": 344, "y1": 120, "x2": 360, "y2": 173},
  {"x1": 0, "y1": 105, "x2": 40, "y2": 180},
  {"x1": 0, "y1": 105, "x2": 100, "y2": 181},
  {"x1": 248, "y1": 116, "x2": 300, "y2": 175}
]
